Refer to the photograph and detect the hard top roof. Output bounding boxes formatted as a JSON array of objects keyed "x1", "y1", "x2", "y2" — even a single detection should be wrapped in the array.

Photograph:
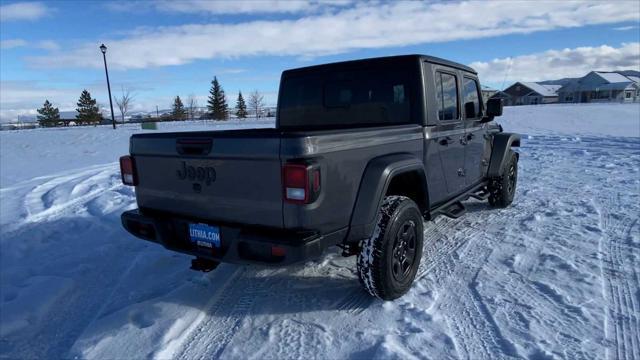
[{"x1": 283, "y1": 54, "x2": 476, "y2": 75}]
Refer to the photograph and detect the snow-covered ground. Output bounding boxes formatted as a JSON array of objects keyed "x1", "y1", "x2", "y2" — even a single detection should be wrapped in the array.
[{"x1": 0, "y1": 104, "x2": 639, "y2": 359}]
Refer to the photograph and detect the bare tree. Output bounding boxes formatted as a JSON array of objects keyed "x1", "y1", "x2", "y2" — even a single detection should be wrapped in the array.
[
  {"x1": 248, "y1": 90, "x2": 264, "y2": 118},
  {"x1": 186, "y1": 94, "x2": 198, "y2": 121},
  {"x1": 115, "y1": 87, "x2": 134, "y2": 124}
]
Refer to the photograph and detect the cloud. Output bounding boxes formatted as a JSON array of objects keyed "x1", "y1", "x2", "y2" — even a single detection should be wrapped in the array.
[
  {"x1": 155, "y1": 0, "x2": 325, "y2": 14},
  {"x1": 105, "y1": 0, "x2": 350, "y2": 15},
  {"x1": 0, "y1": 2, "x2": 48, "y2": 22},
  {"x1": 613, "y1": 25, "x2": 638, "y2": 31},
  {"x1": 29, "y1": 1, "x2": 640, "y2": 70},
  {"x1": 0, "y1": 81, "x2": 82, "y2": 123},
  {"x1": 0, "y1": 39, "x2": 60, "y2": 50},
  {"x1": 0, "y1": 39, "x2": 28, "y2": 49},
  {"x1": 35, "y1": 40, "x2": 60, "y2": 51},
  {"x1": 470, "y1": 43, "x2": 640, "y2": 84}
]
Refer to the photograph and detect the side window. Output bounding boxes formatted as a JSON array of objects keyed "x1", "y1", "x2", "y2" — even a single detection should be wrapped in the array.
[
  {"x1": 463, "y1": 77, "x2": 481, "y2": 119},
  {"x1": 435, "y1": 72, "x2": 459, "y2": 121}
]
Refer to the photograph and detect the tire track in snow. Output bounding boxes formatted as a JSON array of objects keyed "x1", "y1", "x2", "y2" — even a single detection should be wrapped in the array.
[
  {"x1": 486, "y1": 259, "x2": 595, "y2": 359},
  {"x1": 430, "y1": 237, "x2": 519, "y2": 360},
  {"x1": 21, "y1": 163, "x2": 122, "y2": 225},
  {"x1": 0, "y1": 164, "x2": 142, "y2": 359},
  {"x1": 596, "y1": 194, "x2": 640, "y2": 360},
  {"x1": 173, "y1": 267, "x2": 280, "y2": 360},
  {"x1": 413, "y1": 205, "x2": 521, "y2": 359}
]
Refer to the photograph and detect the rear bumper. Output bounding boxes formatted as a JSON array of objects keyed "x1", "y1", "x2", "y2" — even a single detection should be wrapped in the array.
[{"x1": 121, "y1": 209, "x2": 344, "y2": 265}]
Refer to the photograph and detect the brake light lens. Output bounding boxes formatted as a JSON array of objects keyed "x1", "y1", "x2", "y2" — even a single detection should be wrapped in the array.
[
  {"x1": 283, "y1": 164, "x2": 307, "y2": 202},
  {"x1": 119, "y1": 156, "x2": 138, "y2": 186},
  {"x1": 283, "y1": 163, "x2": 321, "y2": 204}
]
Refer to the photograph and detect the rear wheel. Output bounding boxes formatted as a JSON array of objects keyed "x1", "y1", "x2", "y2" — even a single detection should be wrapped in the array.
[
  {"x1": 488, "y1": 150, "x2": 518, "y2": 208},
  {"x1": 357, "y1": 196, "x2": 423, "y2": 300}
]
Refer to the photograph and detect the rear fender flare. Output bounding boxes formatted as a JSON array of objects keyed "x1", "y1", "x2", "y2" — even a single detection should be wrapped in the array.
[
  {"x1": 488, "y1": 132, "x2": 521, "y2": 178},
  {"x1": 346, "y1": 153, "x2": 427, "y2": 243}
]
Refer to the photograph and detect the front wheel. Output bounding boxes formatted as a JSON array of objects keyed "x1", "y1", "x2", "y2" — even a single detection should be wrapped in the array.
[
  {"x1": 357, "y1": 196, "x2": 423, "y2": 300},
  {"x1": 488, "y1": 150, "x2": 518, "y2": 208}
]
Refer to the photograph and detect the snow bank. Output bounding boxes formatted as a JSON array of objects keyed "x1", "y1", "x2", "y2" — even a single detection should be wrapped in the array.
[{"x1": 500, "y1": 102, "x2": 640, "y2": 138}]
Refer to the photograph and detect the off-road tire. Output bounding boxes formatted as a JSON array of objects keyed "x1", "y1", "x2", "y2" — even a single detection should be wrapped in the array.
[
  {"x1": 357, "y1": 196, "x2": 423, "y2": 300},
  {"x1": 488, "y1": 150, "x2": 518, "y2": 208}
]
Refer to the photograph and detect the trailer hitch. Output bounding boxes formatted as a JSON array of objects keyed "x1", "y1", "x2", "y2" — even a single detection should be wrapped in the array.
[{"x1": 190, "y1": 257, "x2": 220, "y2": 272}]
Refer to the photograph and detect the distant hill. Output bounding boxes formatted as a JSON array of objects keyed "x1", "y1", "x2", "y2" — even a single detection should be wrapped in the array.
[{"x1": 615, "y1": 70, "x2": 640, "y2": 77}]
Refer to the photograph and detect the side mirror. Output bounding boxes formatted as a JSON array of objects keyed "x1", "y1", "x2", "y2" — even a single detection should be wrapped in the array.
[
  {"x1": 464, "y1": 101, "x2": 476, "y2": 119},
  {"x1": 481, "y1": 98, "x2": 503, "y2": 123},
  {"x1": 486, "y1": 98, "x2": 503, "y2": 117}
]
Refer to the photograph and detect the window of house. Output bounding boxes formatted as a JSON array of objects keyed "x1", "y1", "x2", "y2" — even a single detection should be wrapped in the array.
[
  {"x1": 463, "y1": 77, "x2": 481, "y2": 118},
  {"x1": 626, "y1": 91, "x2": 632, "y2": 98},
  {"x1": 435, "y1": 72, "x2": 459, "y2": 121}
]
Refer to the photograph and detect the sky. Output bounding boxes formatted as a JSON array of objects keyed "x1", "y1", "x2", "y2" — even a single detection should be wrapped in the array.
[{"x1": 0, "y1": 0, "x2": 639, "y2": 122}]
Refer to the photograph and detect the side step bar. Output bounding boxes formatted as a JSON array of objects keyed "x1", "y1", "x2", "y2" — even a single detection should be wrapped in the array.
[
  {"x1": 429, "y1": 182, "x2": 488, "y2": 220},
  {"x1": 469, "y1": 187, "x2": 490, "y2": 201},
  {"x1": 441, "y1": 201, "x2": 467, "y2": 219}
]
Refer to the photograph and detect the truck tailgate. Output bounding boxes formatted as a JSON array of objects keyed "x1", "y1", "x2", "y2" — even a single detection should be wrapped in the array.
[{"x1": 130, "y1": 129, "x2": 283, "y2": 228}]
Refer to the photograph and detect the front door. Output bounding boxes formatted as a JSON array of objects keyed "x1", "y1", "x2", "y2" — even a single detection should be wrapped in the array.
[
  {"x1": 462, "y1": 76, "x2": 488, "y2": 185},
  {"x1": 433, "y1": 70, "x2": 466, "y2": 197}
]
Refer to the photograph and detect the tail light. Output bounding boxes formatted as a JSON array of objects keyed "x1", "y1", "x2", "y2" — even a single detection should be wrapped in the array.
[
  {"x1": 283, "y1": 163, "x2": 321, "y2": 204},
  {"x1": 119, "y1": 155, "x2": 138, "y2": 186}
]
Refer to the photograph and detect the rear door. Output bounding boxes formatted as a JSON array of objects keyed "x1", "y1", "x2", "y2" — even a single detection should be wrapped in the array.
[
  {"x1": 462, "y1": 76, "x2": 489, "y2": 185},
  {"x1": 432, "y1": 69, "x2": 467, "y2": 196},
  {"x1": 131, "y1": 130, "x2": 284, "y2": 228}
]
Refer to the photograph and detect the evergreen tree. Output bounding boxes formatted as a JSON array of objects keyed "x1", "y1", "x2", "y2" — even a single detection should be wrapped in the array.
[
  {"x1": 207, "y1": 76, "x2": 229, "y2": 120},
  {"x1": 172, "y1": 95, "x2": 187, "y2": 120},
  {"x1": 75, "y1": 89, "x2": 102, "y2": 124},
  {"x1": 36, "y1": 99, "x2": 60, "y2": 127},
  {"x1": 235, "y1": 91, "x2": 248, "y2": 118}
]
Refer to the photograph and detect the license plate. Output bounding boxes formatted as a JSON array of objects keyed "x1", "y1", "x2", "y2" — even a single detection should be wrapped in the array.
[{"x1": 188, "y1": 223, "x2": 220, "y2": 248}]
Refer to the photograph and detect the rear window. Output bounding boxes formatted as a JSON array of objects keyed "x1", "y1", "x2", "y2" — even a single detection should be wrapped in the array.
[{"x1": 278, "y1": 68, "x2": 414, "y2": 129}]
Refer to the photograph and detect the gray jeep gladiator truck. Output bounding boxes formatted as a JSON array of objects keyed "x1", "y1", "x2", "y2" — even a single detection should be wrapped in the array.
[{"x1": 120, "y1": 55, "x2": 520, "y2": 300}]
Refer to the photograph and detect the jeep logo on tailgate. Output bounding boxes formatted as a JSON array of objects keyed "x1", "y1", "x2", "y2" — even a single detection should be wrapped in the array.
[{"x1": 177, "y1": 161, "x2": 216, "y2": 185}]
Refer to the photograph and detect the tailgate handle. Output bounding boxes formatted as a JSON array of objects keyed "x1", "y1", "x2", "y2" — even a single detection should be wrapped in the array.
[{"x1": 176, "y1": 139, "x2": 212, "y2": 155}]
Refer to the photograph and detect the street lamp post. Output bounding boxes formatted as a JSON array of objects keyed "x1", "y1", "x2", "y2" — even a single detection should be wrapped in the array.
[{"x1": 100, "y1": 44, "x2": 116, "y2": 129}]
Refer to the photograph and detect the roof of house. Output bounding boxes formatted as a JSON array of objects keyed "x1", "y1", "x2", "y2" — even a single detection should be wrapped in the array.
[
  {"x1": 625, "y1": 75, "x2": 640, "y2": 83},
  {"x1": 594, "y1": 72, "x2": 633, "y2": 83},
  {"x1": 598, "y1": 82, "x2": 640, "y2": 91},
  {"x1": 519, "y1": 82, "x2": 561, "y2": 97}
]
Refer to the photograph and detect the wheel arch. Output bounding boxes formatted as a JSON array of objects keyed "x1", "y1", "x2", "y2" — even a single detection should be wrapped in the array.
[
  {"x1": 346, "y1": 153, "x2": 428, "y2": 244},
  {"x1": 488, "y1": 132, "x2": 521, "y2": 178}
]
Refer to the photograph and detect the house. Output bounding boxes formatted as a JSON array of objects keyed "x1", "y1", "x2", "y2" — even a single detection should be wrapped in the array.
[
  {"x1": 558, "y1": 71, "x2": 640, "y2": 103},
  {"x1": 497, "y1": 82, "x2": 561, "y2": 106}
]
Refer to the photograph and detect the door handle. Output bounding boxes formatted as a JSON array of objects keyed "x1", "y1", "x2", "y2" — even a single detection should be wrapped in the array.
[
  {"x1": 439, "y1": 136, "x2": 454, "y2": 146},
  {"x1": 460, "y1": 133, "x2": 474, "y2": 145}
]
